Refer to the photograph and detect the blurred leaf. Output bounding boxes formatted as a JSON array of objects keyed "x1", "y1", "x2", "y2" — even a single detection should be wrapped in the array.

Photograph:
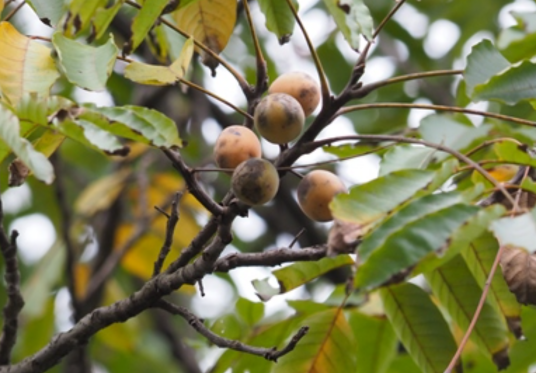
[
  {"x1": 90, "y1": 0, "x2": 125, "y2": 41},
  {"x1": 465, "y1": 39, "x2": 510, "y2": 97},
  {"x1": 379, "y1": 145, "x2": 436, "y2": 176},
  {"x1": 275, "y1": 309, "x2": 356, "y2": 373},
  {"x1": 26, "y1": 0, "x2": 65, "y2": 26},
  {"x1": 124, "y1": 37, "x2": 194, "y2": 85},
  {"x1": 331, "y1": 169, "x2": 435, "y2": 227},
  {"x1": 498, "y1": 12, "x2": 536, "y2": 62},
  {"x1": 493, "y1": 140, "x2": 536, "y2": 166},
  {"x1": 323, "y1": 143, "x2": 378, "y2": 158},
  {"x1": 236, "y1": 297, "x2": 264, "y2": 327},
  {"x1": 419, "y1": 115, "x2": 490, "y2": 161},
  {"x1": 380, "y1": 283, "x2": 458, "y2": 373},
  {"x1": 0, "y1": 22, "x2": 60, "y2": 103},
  {"x1": 348, "y1": 311, "x2": 397, "y2": 373},
  {"x1": 322, "y1": 0, "x2": 373, "y2": 50},
  {"x1": 355, "y1": 203, "x2": 479, "y2": 291},
  {"x1": 462, "y1": 232, "x2": 522, "y2": 338},
  {"x1": 14, "y1": 299, "x2": 55, "y2": 360},
  {"x1": 81, "y1": 104, "x2": 182, "y2": 148},
  {"x1": 21, "y1": 242, "x2": 64, "y2": 317},
  {"x1": 490, "y1": 207, "x2": 536, "y2": 253},
  {"x1": 473, "y1": 60, "x2": 536, "y2": 105},
  {"x1": 425, "y1": 255, "x2": 511, "y2": 369},
  {"x1": 126, "y1": 0, "x2": 168, "y2": 54},
  {"x1": 257, "y1": 0, "x2": 297, "y2": 44},
  {"x1": 0, "y1": 103, "x2": 54, "y2": 184},
  {"x1": 52, "y1": 32, "x2": 118, "y2": 91},
  {"x1": 74, "y1": 169, "x2": 130, "y2": 217},
  {"x1": 286, "y1": 300, "x2": 332, "y2": 316},
  {"x1": 63, "y1": 0, "x2": 107, "y2": 36},
  {"x1": 174, "y1": 0, "x2": 236, "y2": 69},
  {"x1": 211, "y1": 314, "x2": 246, "y2": 341},
  {"x1": 252, "y1": 255, "x2": 354, "y2": 301},
  {"x1": 32, "y1": 130, "x2": 65, "y2": 158}
]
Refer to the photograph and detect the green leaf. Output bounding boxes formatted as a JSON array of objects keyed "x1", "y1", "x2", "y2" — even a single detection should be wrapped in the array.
[
  {"x1": 462, "y1": 232, "x2": 522, "y2": 338},
  {"x1": 490, "y1": 207, "x2": 536, "y2": 253},
  {"x1": 81, "y1": 104, "x2": 182, "y2": 148},
  {"x1": 63, "y1": 0, "x2": 108, "y2": 36},
  {"x1": 127, "y1": 0, "x2": 169, "y2": 54},
  {"x1": 211, "y1": 314, "x2": 246, "y2": 341},
  {"x1": 52, "y1": 32, "x2": 118, "y2": 91},
  {"x1": 493, "y1": 140, "x2": 536, "y2": 167},
  {"x1": 0, "y1": 103, "x2": 54, "y2": 184},
  {"x1": 0, "y1": 22, "x2": 60, "y2": 103},
  {"x1": 286, "y1": 300, "x2": 333, "y2": 316},
  {"x1": 425, "y1": 255, "x2": 511, "y2": 369},
  {"x1": 236, "y1": 297, "x2": 264, "y2": 327},
  {"x1": 26, "y1": 0, "x2": 65, "y2": 26},
  {"x1": 124, "y1": 37, "x2": 194, "y2": 85},
  {"x1": 419, "y1": 115, "x2": 490, "y2": 161},
  {"x1": 252, "y1": 255, "x2": 354, "y2": 301},
  {"x1": 257, "y1": 0, "x2": 297, "y2": 44},
  {"x1": 464, "y1": 39, "x2": 510, "y2": 97},
  {"x1": 90, "y1": 0, "x2": 126, "y2": 42},
  {"x1": 331, "y1": 169, "x2": 435, "y2": 227},
  {"x1": 275, "y1": 309, "x2": 356, "y2": 373},
  {"x1": 380, "y1": 283, "x2": 458, "y2": 373},
  {"x1": 13, "y1": 299, "x2": 55, "y2": 359},
  {"x1": 473, "y1": 60, "x2": 536, "y2": 105},
  {"x1": 348, "y1": 311, "x2": 398, "y2": 373},
  {"x1": 322, "y1": 0, "x2": 373, "y2": 50},
  {"x1": 354, "y1": 203, "x2": 479, "y2": 291},
  {"x1": 379, "y1": 145, "x2": 435, "y2": 176},
  {"x1": 323, "y1": 143, "x2": 378, "y2": 158}
]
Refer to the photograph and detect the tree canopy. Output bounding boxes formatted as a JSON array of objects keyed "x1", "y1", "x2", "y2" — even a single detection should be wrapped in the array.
[{"x1": 1, "y1": 0, "x2": 536, "y2": 372}]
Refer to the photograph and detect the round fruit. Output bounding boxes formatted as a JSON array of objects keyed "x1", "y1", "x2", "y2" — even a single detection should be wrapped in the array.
[
  {"x1": 269, "y1": 72, "x2": 321, "y2": 117},
  {"x1": 232, "y1": 158, "x2": 280, "y2": 206},
  {"x1": 213, "y1": 125, "x2": 262, "y2": 170},
  {"x1": 297, "y1": 170, "x2": 347, "y2": 222},
  {"x1": 254, "y1": 93, "x2": 305, "y2": 144}
]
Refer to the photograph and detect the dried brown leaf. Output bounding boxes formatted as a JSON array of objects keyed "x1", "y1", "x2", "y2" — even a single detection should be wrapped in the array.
[{"x1": 500, "y1": 246, "x2": 536, "y2": 305}]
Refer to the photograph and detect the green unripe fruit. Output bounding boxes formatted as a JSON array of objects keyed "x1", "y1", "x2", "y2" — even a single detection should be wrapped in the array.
[
  {"x1": 297, "y1": 170, "x2": 347, "y2": 222},
  {"x1": 213, "y1": 125, "x2": 262, "y2": 170},
  {"x1": 232, "y1": 158, "x2": 279, "y2": 206},
  {"x1": 254, "y1": 93, "x2": 305, "y2": 144},
  {"x1": 269, "y1": 72, "x2": 321, "y2": 117}
]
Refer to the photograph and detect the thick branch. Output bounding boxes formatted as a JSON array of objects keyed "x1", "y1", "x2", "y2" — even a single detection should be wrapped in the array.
[
  {"x1": 0, "y1": 228, "x2": 23, "y2": 366},
  {"x1": 213, "y1": 246, "x2": 327, "y2": 272},
  {"x1": 157, "y1": 299, "x2": 308, "y2": 362}
]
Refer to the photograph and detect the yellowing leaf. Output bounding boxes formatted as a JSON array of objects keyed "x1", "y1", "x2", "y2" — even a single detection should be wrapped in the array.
[
  {"x1": 174, "y1": 0, "x2": 236, "y2": 70},
  {"x1": 74, "y1": 263, "x2": 90, "y2": 299},
  {"x1": 75, "y1": 169, "x2": 131, "y2": 217},
  {"x1": 124, "y1": 38, "x2": 193, "y2": 85},
  {"x1": 0, "y1": 22, "x2": 60, "y2": 103}
]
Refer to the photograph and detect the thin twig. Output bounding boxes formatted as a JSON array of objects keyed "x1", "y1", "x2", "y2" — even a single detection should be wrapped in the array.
[
  {"x1": 152, "y1": 192, "x2": 182, "y2": 277},
  {"x1": 283, "y1": 0, "x2": 329, "y2": 104},
  {"x1": 0, "y1": 222, "x2": 23, "y2": 366},
  {"x1": 289, "y1": 228, "x2": 305, "y2": 248},
  {"x1": 464, "y1": 137, "x2": 523, "y2": 157},
  {"x1": 3, "y1": 0, "x2": 25, "y2": 22},
  {"x1": 337, "y1": 102, "x2": 536, "y2": 127},
  {"x1": 307, "y1": 135, "x2": 516, "y2": 206},
  {"x1": 156, "y1": 299, "x2": 308, "y2": 361},
  {"x1": 373, "y1": 0, "x2": 407, "y2": 39},
  {"x1": 162, "y1": 148, "x2": 224, "y2": 216}
]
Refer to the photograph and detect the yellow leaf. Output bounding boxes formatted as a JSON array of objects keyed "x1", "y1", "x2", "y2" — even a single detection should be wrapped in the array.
[
  {"x1": 0, "y1": 2, "x2": 4, "y2": 14},
  {"x1": 75, "y1": 169, "x2": 131, "y2": 217},
  {"x1": 174, "y1": 0, "x2": 236, "y2": 69},
  {"x1": 0, "y1": 22, "x2": 60, "y2": 103},
  {"x1": 124, "y1": 37, "x2": 194, "y2": 85},
  {"x1": 32, "y1": 129, "x2": 65, "y2": 157},
  {"x1": 74, "y1": 263, "x2": 90, "y2": 299}
]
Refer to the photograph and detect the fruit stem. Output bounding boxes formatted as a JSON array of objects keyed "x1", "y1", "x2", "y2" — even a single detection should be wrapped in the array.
[
  {"x1": 242, "y1": 0, "x2": 268, "y2": 99},
  {"x1": 283, "y1": 0, "x2": 330, "y2": 105}
]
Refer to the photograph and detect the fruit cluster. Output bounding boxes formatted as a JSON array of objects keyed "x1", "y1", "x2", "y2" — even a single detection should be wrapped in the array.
[{"x1": 213, "y1": 72, "x2": 345, "y2": 222}]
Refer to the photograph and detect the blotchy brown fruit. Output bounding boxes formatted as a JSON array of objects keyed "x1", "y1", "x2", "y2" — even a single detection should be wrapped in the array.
[
  {"x1": 269, "y1": 72, "x2": 320, "y2": 117},
  {"x1": 232, "y1": 158, "x2": 279, "y2": 206},
  {"x1": 254, "y1": 93, "x2": 304, "y2": 144},
  {"x1": 297, "y1": 170, "x2": 347, "y2": 222},
  {"x1": 213, "y1": 125, "x2": 262, "y2": 169}
]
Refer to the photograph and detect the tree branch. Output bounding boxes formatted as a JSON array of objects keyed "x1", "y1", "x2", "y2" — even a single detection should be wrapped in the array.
[
  {"x1": 156, "y1": 299, "x2": 308, "y2": 362},
  {"x1": 0, "y1": 226, "x2": 23, "y2": 366},
  {"x1": 213, "y1": 245, "x2": 327, "y2": 272},
  {"x1": 152, "y1": 192, "x2": 182, "y2": 277}
]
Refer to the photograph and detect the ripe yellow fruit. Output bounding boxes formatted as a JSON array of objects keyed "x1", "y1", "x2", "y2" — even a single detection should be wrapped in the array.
[
  {"x1": 232, "y1": 158, "x2": 279, "y2": 206},
  {"x1": 213, "y1": 125, "x2": 262, "y2": 170},
  {"x1": 254, "y1": 93, "x2": 304, "y2": 144},
  {"x1": 269, "y1": 72, "x2": 321, "y2": 117},
  {"x1": 297, "y1": 170, "x2": 347, "y2": 222}
]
